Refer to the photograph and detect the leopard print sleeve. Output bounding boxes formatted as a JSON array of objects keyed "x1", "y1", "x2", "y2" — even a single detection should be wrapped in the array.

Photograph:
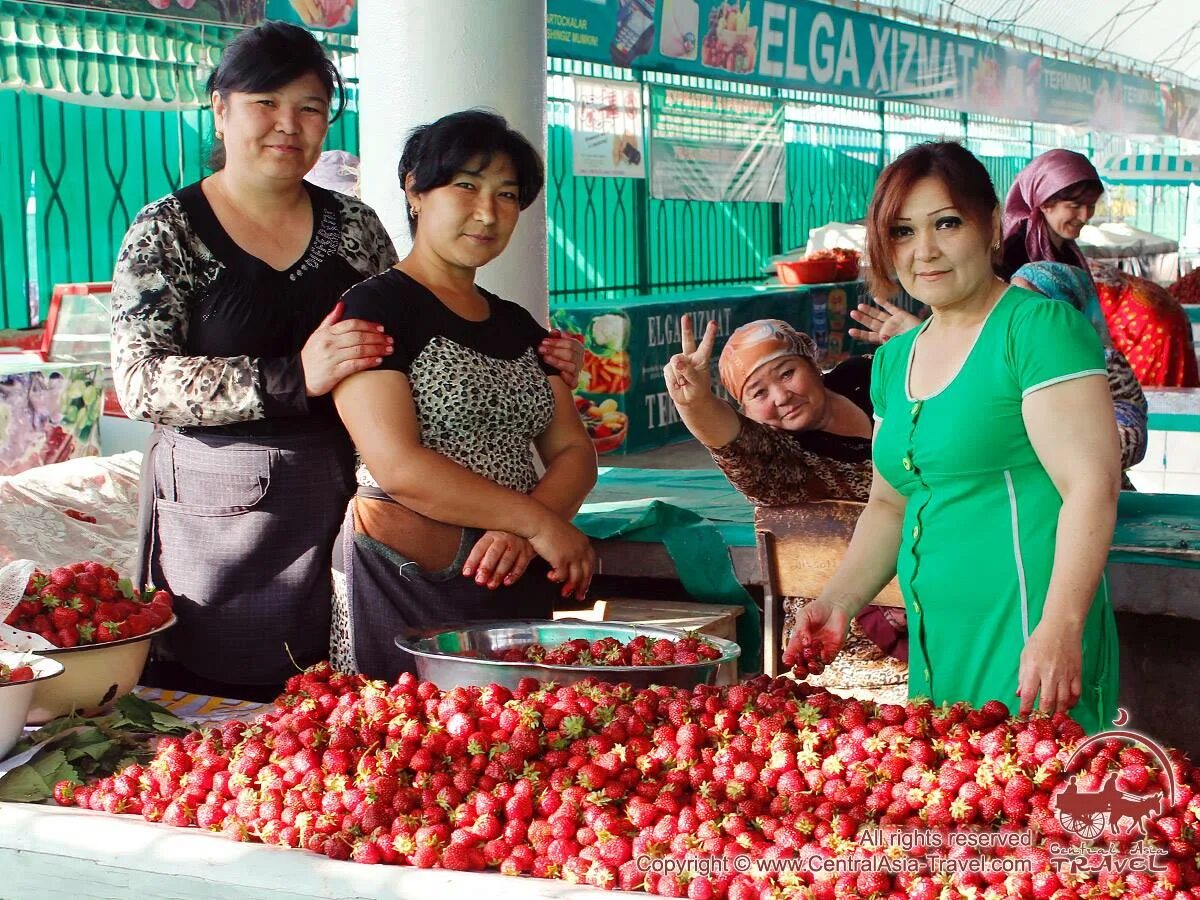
[
  {"x1": 332, "y1": 193, "x2": 399, "y2": 278},
  {"x1": 110, "y1": 197, "x2": 267, "y2": 427},
  {"x1": 707, "y1": 414, "x2": 873, "y2": 506},
  {"x1": 1106, "y1": 348, "x2": 1148, "y2": 470}
]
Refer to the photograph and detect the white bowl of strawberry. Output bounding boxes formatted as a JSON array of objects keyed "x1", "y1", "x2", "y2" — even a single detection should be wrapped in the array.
[
  {"x1": 0, "y1": 650, "x2": 65, "y2": 757},
  {"x1": 2, "y1": 562, "x2": 176, "y2": 724}
]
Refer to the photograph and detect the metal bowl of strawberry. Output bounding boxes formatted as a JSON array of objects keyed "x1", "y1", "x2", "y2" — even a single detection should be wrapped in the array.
[
  {"x1": 395, "y1": 619, "x2": 740, "y2": 690},
  {"x1": 0, "y1": 650, "x2": 65, "y2": 756}
]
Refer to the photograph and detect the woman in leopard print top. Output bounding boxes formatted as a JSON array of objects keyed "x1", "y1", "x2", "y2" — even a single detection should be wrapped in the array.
[{"x1": 330, "y1": 111, "x2": 598, "y2": 681}]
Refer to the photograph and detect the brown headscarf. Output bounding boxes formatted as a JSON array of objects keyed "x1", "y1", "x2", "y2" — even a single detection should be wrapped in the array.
[{"x1": 718, "y1": 319, "x2": 818, "y2": 404}]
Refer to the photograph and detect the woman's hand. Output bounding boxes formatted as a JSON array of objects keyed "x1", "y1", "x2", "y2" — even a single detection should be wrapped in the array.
[
  {"x1": 782, "y1": 598, "x2": 852, "y2": 668},
  {"x1": 1016, "y1": 619, "x2": 1084, "y2": 717},
  {"x1": 463, "y1": 531, "x2": 535, "y2": 589},
  {"x1": 538, "y1": 330, "x2": 585, "y2": 389},
  {"x1": 302, "y1": 301, "x2": 393, "y2": 397},
  {"x1": 526, "y1": 511, "x2": 595, "y2": 601},
  {"x1": 848, "y1": 298, "x2": 921, "y2": 345},
  {"x1": 664, "y1": 316, "x2": 718, "y2": 408}
]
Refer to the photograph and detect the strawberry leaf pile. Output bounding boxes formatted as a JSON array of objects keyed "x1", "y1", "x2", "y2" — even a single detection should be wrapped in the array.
[
  {"x1": 50, "y1": 665, "x2": 1200, "y2": 898},
  {"x1": 0, "y1": 694, "x2": 193, "y2": 803}
]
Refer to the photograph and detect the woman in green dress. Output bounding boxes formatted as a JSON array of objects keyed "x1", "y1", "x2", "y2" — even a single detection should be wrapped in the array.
[{"x1": 784, "y1": 142, "x2": 1121, "y2": 734}]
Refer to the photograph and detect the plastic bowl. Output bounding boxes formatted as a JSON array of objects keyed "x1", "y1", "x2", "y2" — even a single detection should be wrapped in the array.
[
  {"x1": 27, "y1": 615, "x2": 176, "y2": 725},
  {"x1": 1, "y1": 651, "x2": 65, "y2": 757},
  {"x1": 776, "y1": 258, "x2": 838, "y2": 285},
  {"x1": 395, "y1": 619, "x2": 741, "y2": 690}
]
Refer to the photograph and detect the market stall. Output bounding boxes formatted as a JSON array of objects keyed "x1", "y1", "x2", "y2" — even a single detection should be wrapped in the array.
[{"x1": 552, "y1": 281, "x2": 867, "y2": 456}]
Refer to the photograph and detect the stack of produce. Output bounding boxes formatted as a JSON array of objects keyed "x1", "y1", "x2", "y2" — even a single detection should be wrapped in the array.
[
  {"x1": 483, "y1": 635, "x2": 724, "y2": 667},
  {"x1": 2, "y1": 563, "x2": 173, "y2": 648},
  {"x1": 1168, "y1": 269, "x2": 1200, "y2": 305},
  {"x1": 54, "y1": 663, "x2": 1200, "y2": 898}
]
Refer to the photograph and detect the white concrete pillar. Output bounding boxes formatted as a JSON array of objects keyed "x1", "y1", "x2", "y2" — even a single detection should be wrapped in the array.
[{"x1": 358, "y1": 0, "x2": 549, "y2": 321}]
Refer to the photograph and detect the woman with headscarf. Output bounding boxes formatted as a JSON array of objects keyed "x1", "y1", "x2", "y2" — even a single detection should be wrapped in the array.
[
  {"x1": 664, "y1": 316, "x2": 907, "y2": 662},
  {"x1": 1000, "y1": 149, "x2": 1103, "y2": 279},
  {"x1": 1002, "y1": 149, "x2": 1196, "y2": 387}
]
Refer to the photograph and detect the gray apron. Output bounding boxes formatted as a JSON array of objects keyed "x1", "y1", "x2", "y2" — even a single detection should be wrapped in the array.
[
  {"x1": 134, "y1": 425, "x2": 354, "y2": 685},
  {"x1": 337, "y1": 488, "x2": 557, "y2": 683}
]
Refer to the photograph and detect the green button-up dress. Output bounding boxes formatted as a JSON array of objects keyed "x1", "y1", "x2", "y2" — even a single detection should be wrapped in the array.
[{"x1": 870, "y1": 287, "x2": 1119, "y2": 734}]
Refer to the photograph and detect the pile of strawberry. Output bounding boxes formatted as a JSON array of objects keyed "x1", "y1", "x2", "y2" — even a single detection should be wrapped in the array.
[
  {"x1": 1168, "y1": 268, "x2": 1200, "y2": 305},
  {"x1": 787, "y1": 635, "x2": 828, "y2": 680},
  {"x1": 0, "y1": 661, "x2": 34, "y2": 684},
  {"x1": 3, "y1": 562, "x2": 174, "y2": 648},
  {"x1": 55, "y1": 665, "x2": 1200, "y2": 899},
  {"x1": 486, "y1": 635, "x2": 724, "y2": 667}
]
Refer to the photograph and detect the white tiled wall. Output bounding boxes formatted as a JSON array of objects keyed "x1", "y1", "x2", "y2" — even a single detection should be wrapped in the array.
[{"x1": 1129, "y1": 430, "x2": 1200, "y2": 494}]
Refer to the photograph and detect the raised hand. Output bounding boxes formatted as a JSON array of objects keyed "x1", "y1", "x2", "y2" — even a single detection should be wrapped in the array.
[
  {"x1": 848, "y1": 297, "x2": 921, "y2": 345},
  {"x1": 301, "y1": 301, "x2": 393, "y2": 397},
  {"x1": 663, "y1": 315, "x2": 718, "y2": 408}
]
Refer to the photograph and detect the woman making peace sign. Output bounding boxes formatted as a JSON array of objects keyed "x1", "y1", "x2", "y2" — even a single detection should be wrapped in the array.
[{"x1": 664, "y1": 316, "x2": 907, "y2": 660}]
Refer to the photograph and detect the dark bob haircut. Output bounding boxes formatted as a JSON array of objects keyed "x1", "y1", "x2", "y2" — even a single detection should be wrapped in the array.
[
  {"x1": 398, "y1": 110, "x2": 544, "y2": 235},
  {"x1": 206, "y1": 21, "x2": 344, "y2": 169},
  {"x1": 864, "y1": 141, "x2": 1000, "y2": 299}
]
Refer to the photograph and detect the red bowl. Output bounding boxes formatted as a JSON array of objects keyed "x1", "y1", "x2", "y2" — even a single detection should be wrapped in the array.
[
  {"x1": 834, "y1": 258, "x2": 860, "y2": 281},
  {"x1": 776, "y1": 258, "x2": 838, "y2": 285}
]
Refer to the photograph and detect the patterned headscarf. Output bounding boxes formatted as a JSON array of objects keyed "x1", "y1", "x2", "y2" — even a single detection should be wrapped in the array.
[
  {"x1": 718, "y1": 319, "x2": 818, "y2": 403},
  {"x1": 1012, "y1": 261, "x2": 1112, "y2": 347},
  {"x1": 1004, "y1": 149, "x2": 1101, "y2": 272}
]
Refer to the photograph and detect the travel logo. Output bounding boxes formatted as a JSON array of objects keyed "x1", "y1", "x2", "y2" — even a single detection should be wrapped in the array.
[{"x1": 1047, "y1": 709, "x2": 1173, "y2": 875}]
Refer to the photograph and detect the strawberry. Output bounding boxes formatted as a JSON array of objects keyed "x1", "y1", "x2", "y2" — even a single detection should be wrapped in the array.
[{"x1": 0, "y1": 663, "x2": 35, "y2": 683}]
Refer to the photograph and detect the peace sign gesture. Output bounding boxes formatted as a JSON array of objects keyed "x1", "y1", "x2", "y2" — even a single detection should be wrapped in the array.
[{"x1": 664, "y1": 315, "x2": 718, "y2": 409}]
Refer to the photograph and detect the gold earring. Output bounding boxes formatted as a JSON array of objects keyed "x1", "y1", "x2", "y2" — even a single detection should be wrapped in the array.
[{"x1": 215, "y1": 130, "x2": 224, "y2": 140}]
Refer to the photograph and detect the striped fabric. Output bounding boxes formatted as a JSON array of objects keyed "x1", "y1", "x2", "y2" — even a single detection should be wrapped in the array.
[{"x1": 1098, "y1": 154, "x2": 1200, "y2": 185}]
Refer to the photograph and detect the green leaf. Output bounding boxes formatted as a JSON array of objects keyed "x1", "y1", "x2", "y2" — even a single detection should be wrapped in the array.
[
  {"x1": 115, "y1": 693, "x2": 192, "y2": 735},
  {"x1": 116, "y1": 577, "x2": 136, "y2": 600},
  {"x1": 64, "y1": 739, "x2": 117, "y2": 762},
  {"x1": 0, "y1": 751, "x2": 78, "y2": 803}
]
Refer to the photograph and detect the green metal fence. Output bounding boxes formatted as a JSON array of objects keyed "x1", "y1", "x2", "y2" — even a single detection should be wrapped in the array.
[
  {"x1": 546, "y1": 57, "x2": 1200, "y2": 305},
  {"x1": 4, "y1": 28, "x2": 1196, "y2": 328}
]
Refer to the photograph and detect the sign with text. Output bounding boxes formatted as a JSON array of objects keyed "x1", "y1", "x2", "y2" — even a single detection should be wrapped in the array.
[
  {"x1": 573, "y1": 77, "x2": 646, "y2": 179},
  {"x1": 547, "y1": 0, "x2": 1168, "y2": 136},
  {"x1": 649, "y1": 86, "x2": 785, "y2": 202}
]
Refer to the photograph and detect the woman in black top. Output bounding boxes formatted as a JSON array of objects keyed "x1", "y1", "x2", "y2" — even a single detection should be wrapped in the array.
[
  {"x1": 331, "y1": 111, "x2": 597, "y2": 681},
  {"x1": 111, "y1": 26, "x2": 581, "y2": 698}
]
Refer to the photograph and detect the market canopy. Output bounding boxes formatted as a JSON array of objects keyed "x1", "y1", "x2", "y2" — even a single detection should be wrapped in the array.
[
  {"x1": 1077, "y1": 222, "x2": 1179, "y2": 259},
  {"x1": 1098, "y1": 155, "x2": 1200, "y2": 186}
]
